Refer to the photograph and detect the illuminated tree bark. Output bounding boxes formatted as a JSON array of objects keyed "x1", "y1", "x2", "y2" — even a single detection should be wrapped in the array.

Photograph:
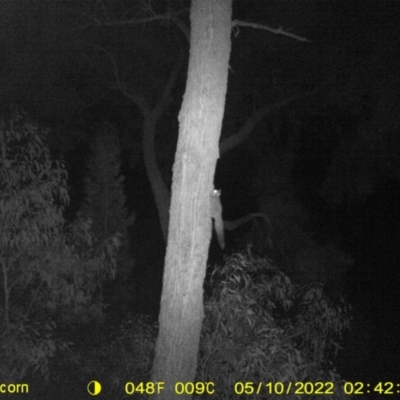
[{"x1": 150, "y1": 1, "x2": 232, "y2": 398}]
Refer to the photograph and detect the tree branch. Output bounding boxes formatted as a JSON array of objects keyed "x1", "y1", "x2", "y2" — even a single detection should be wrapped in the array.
[
  {"x1": 70, "y1": 5, "x2": 191, "y2": 43},
  {"x1": 232, "y1": 20, "x2": 310, "y2": 42},
  {"x1": 89, "y1": 43, "x2": 150, "y2": 117},
  {"x1": 220, "y1": 83, "x2": 328, "y2": 156}
]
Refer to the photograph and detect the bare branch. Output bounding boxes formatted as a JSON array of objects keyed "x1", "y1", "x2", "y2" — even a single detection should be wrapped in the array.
[
  {"x1": 170, "y1": 15, "x2": 190, "y2": 43},
  {"x1": 220, "y1": 83, "x2": 329, "y2": 156},
  {"x1": 232, "y1": 20, "x2": 310, "y2": 42},
  {"x1": 69, "y1": 1, "x2": 190, "y2": 43},
  {"x1": 89, "y1": 43, "x2": 150, "y2": 116}
]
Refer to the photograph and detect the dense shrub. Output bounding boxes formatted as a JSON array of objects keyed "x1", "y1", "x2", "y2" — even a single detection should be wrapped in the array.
[
  {"x1": 198, "y1": 251, "x2": 351, "y2": 399},
  {"x1": 0, "y1": 109, "x2": 120, "y2": 382},
  {"x1": 69, "y1": 314, "x2": 159, "y2": 399}
]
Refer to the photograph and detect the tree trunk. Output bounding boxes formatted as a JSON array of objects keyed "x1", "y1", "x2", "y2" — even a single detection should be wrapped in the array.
[{"x1": 150, "y1": 0, "x2": 232, "y2": 398}]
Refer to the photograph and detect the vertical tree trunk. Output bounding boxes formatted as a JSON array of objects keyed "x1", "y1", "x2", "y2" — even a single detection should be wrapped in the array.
[{"x1": 150, "y1": 0, "x2": 232, "y2": 399}]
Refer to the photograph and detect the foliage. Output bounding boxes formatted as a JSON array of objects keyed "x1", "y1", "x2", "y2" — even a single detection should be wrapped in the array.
[
  {"x1": 0, "y1": 109, "x2": 120, "y2": 381},
  {"x1": 198, "y1": 251, "x2": 351, "y2": 400},
  {"x1": 80, "y1": 121, "x2": 136, "y2": 306},
  {"x1": 72, "y1": 314, "x2": 159, "y2": 399},
  {"x1": 80, "y1": 120, "x2": 135, "y2": 242},
  {"x1": 0, "y1": 109, "x2": 68, "y2": 328},
  {"x1": 0, "y1": 310, "x2": 70, "y2": 382}
]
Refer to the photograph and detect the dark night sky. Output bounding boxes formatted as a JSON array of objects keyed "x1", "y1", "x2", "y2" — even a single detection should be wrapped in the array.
[{"x1": 1, "y1": 0, "x2": 400, "y2": 387}]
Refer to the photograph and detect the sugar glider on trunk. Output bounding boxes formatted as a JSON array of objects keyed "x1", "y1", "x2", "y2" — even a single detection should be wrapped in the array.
[{"x1": 210, "y1": 189, "x2": 270, "y2": 250}]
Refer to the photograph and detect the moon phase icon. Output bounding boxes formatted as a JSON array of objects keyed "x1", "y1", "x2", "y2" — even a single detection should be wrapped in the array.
[{"x1": 87, "y1": 380, "x2": 102, "y2": 396}]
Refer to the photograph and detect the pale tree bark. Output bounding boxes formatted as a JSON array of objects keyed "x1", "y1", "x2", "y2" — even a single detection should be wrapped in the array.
[{"x1": 150, "y1": 0, "x2": 232, "y2": 398}]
